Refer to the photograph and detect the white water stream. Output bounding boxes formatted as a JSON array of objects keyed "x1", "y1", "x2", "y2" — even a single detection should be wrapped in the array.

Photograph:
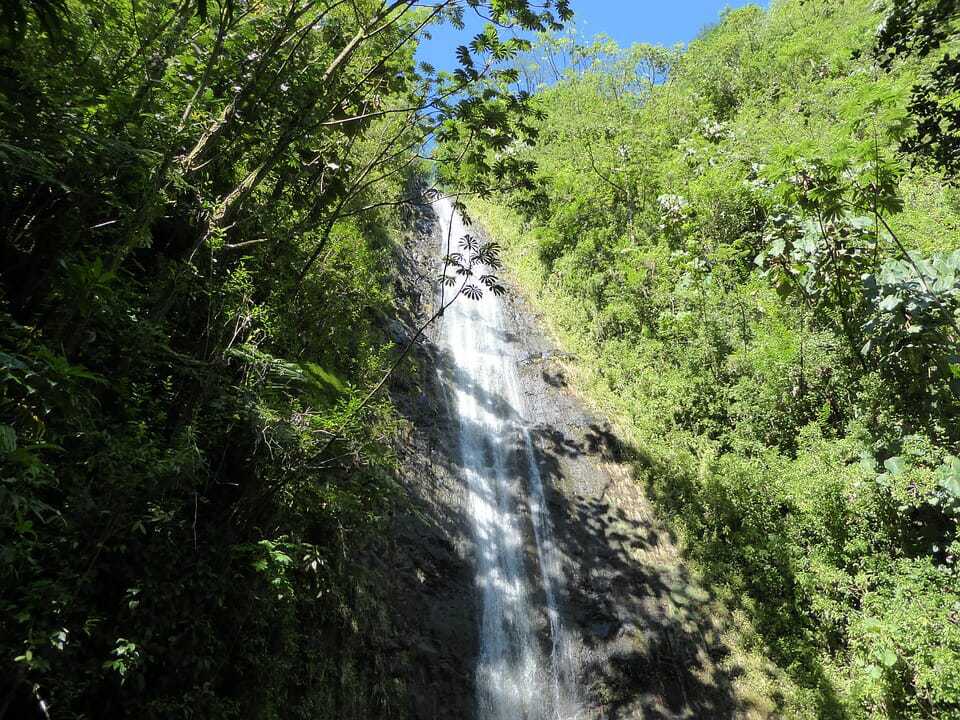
[{"x1": 435, "y1": 199, "x2": 581, "y2": 720}]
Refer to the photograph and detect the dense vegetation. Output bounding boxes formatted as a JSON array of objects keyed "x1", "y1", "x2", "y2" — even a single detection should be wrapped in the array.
[
  {"x1": 0, "y1": 0, "x2": 570, "y2": 716},
  {"x1": 468, "y1": 0, "x2": 960, "y2": 717},
  {"x1": 5, "y1": 0, "x2": 960, "y2": 716}
]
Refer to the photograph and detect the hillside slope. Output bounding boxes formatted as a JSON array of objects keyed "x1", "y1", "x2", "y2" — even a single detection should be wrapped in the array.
[{"x1": 468, "y1": 0, "x2": 960, "y2": 717}]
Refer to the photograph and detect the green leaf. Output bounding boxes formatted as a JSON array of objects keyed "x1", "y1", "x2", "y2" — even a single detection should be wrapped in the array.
[
  {"x1": 299, "y1": 361, "x2": 347, "y2": 394},
  {"x1": 880, "y1": 649, "x2": 897, "y2": 668},
  {"x1": 939, "y1": 456, "x2": 960, "y2": 498},
  {"x1": 883, "y1": 456, "x2": 906, "y2": 476},
  {"x1": 0, "y1": 425, "x2": 16, "y2": 454},
  {"x1": 879, "y1": 294, "x2": 902, "y2": 312},
  {"x1": 0, "y1": 352, "x2": 27, "y2": 371}
]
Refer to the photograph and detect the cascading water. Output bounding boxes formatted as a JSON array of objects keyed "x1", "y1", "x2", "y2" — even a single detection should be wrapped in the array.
[{"x1": 435, "y1": 198, "x2": 581, "y2": 720}]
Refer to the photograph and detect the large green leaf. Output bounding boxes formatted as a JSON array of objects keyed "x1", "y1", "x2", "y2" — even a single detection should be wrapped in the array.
[
  {"x1": 883, "y1": 455, "x2": 906, "y2": 476},
  {"x1": 939, "y1": 456, "x2": 960, "y2": 498},
  {"x1": 0, "y1": 424, "x2": 16, "y2": 454}
]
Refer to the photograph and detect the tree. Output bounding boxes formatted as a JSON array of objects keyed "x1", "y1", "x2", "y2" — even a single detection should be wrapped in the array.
[
  {"x1": 875, "y1": 0, "x2": 960, "y2": 180},
  {"x1": 0, "y1": 0, "x2": 572, "y2": 715}
]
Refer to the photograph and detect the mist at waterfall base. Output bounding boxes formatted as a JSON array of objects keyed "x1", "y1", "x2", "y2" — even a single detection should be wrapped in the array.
[{"x1": 435, "y1": 199, "x2": 582, "y2": 720}]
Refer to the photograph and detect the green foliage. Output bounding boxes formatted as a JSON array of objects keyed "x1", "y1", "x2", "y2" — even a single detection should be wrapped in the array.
[
  {"x1": 0, "y1": 0, "x2": 570, "y2": 716},
  {"x1": 875, "y1": 0, "x2": 960, "y2": 180},
  {"x1": 862, "y1": 252, "x2": 960, "y2": 430}
]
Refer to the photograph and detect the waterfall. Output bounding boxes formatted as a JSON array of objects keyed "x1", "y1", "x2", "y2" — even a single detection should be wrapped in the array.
[{"x1": 435, "y1": 198, "x2": 580, "y2": 720}]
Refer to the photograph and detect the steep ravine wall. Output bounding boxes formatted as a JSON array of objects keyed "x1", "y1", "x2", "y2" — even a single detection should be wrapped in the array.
[{"x1": 344, "y1": 197, "x2": 793, "y2": 719}]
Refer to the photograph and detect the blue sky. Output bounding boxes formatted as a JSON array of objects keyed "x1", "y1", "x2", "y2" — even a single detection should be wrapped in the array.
[{"x1": 416, "y1": 1, "x2": 769, "y2": 73}]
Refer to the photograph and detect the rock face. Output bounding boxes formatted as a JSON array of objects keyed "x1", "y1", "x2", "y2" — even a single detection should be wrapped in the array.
[
  {"x1": 374, "y1": 199, "x2": 480, "y2": 719},
  {"x1": 373, "y1": 200, "x2": 774, "y2": 719}
]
